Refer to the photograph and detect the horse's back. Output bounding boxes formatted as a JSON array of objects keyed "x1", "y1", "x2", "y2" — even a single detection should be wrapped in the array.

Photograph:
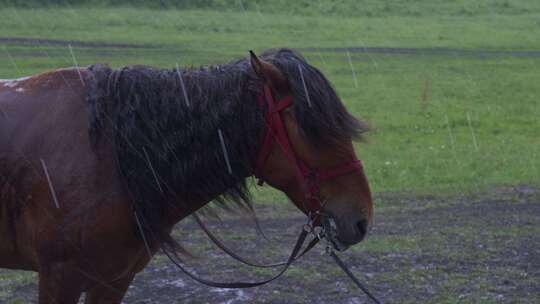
[
  {"x1": 0, "y1": 68, "x2": 93, "y2": 188},
  {"x1": 0, "y1": 68, "x2": 89, "y2": 147},
  {"x1": 0, "y1": 67, "x2": 131, "y2": 271}
]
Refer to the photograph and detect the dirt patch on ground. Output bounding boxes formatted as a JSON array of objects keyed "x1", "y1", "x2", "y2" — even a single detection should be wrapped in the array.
[
  {"x1": 1, "y1": 185, "x2": 539, "y2": 303},
  {"x1": 302, "y1": 47, "x2": 540, "y2": 58},
  {"x1": 3, "y1": 36, "x2": 540, "y2": 59},
  {"x1": 0, "y1": 37, "x2": 156, "y2": 49}
]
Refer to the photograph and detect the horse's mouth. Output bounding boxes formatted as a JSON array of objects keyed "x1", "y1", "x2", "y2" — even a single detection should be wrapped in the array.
[{"x1": 321, "y1": 216, "x2": 351, "y2": 252}]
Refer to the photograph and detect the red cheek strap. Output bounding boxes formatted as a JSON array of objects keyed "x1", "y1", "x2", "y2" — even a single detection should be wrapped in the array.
[{"x1": 253, "y1": 84, "x2": 363, "y2": 215}]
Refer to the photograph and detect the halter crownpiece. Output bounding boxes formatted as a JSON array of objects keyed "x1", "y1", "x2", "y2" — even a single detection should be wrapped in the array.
[{"x1": 253, "y1": 84, "x2": 364, "y2": 219}]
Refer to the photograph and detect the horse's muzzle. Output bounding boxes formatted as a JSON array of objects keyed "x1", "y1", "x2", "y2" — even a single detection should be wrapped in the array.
[{"x1": 322, "y1": 214, "x2": 368, "y2": 251}]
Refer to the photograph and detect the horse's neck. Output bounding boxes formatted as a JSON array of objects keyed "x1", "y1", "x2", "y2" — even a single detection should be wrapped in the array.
[
  {"x1": 160, "y1": 195, "x2": 210, "y2": 229},
  {"x1": 106, "y1": 65, "x2": 261, "y2": 230},
  {"x1": 159, "y1": 83, "x2": 259, "y2": 227}
]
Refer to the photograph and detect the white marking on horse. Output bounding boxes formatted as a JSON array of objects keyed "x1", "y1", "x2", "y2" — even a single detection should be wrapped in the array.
[{"x1": 0, "y1": 76, "x2": 31, "y2": 88}]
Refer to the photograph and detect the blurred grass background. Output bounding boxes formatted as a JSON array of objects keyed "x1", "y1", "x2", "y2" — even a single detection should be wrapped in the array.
[
  {"x1": 0, "y1": 0, "x2": 539, "y2": 203},
  {"x1": 0, "y1": 2, "x2": 539, "y2": 303}
]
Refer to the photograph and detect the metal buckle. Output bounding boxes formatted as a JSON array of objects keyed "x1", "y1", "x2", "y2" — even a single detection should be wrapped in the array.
[
  {"x1": 303, "y1": 212, "x2": 314, "y2": 233},
  {"x1": 302, "y1": 223, "x2": 313, "y2": 233},
  {"x1": 313, "y1": 226, "x2": 324, "y2": 240}
]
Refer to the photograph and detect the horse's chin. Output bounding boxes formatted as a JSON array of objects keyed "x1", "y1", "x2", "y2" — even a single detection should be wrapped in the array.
[
  {"x1": 321, "y1": 217, "x2": 351, "y2": 252},
  {"x1": 328, "y1": 236, "x2": 351, "y2": 252}
]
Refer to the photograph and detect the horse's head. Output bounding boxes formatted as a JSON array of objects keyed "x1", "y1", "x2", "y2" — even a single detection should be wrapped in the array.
[{"x1": 250, "y1": 49, "x2": 373, "y2": 251}]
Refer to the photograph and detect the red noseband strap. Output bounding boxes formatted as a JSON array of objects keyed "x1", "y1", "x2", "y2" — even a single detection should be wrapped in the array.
[{"x1": 253, "y1": 84, "x2": 363, "y2": 215}]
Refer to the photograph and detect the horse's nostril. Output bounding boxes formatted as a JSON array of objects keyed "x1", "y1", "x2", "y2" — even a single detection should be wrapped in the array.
[{"x1": 356, "y1": 219, "x2": 368, "y2": 238}]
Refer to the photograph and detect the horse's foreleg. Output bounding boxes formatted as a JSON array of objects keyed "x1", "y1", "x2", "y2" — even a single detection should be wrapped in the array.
[
  {"x1": 84, "y1": 274, "x2": 135, "y2": 304},
  {"x1": 38, "y1": 265, "x2": 85, "y2": 304}
]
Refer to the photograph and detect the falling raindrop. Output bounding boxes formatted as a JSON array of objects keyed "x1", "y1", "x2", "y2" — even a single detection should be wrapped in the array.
[
  {"x1": 466, "y1": 111, "x2": 479, "y2": 151},
  {"x1": 142, "y1": 147, "x2": 164, "y2": 194},
  {"x1": 2, "y1": 45, "x2": 22, "y2": 76},
  {"x1": 218, "y1": 129, "x2": 233, "y2": 175},
  {"x1": 346, "y1": 50, "x2": 358, "y2": 88},
  {"x1": 176, "y1": 63, "x2": 191, "y2": 107},
  {"x1": 133, "y1": 211, "x2": 153, "y2": 259},
  {"x1": 297, "y1": 64, "x2": 312, "y2": 107},
  {"x1": 444, "y1": 114, "x2": 457, "y2": 159},
  {"x1": 68, "y1": 44, "x2": 85, "y2": 86},
  {"x1": 40, "y1": 158, "x2": 60, "y2": 209}
]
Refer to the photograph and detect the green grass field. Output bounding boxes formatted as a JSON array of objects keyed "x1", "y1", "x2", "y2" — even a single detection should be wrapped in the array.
[
  {"x1": 0, "y1": 3, "x2": 539, "y2": 303},
  {"x1": 1, "y1": 1, "x2": 539, "y2": 203}
]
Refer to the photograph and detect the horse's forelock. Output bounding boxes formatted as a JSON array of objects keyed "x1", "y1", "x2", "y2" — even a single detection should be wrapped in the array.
[{"x1": 261, "y1": 48, "x2": 369, "y2": 146}]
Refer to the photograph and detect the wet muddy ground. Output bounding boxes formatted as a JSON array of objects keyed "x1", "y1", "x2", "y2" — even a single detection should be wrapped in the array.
[{"x1": 1, "y1": 186, "x2": 539, "y2": 303}]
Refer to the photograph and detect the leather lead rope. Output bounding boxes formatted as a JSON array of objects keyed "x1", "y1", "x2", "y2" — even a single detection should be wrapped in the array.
[
  {"x1": 192, "y1": 213, "x2": 319, "y2": 268},
  {"x1": 191, "y1": 213, "x2": 382, "y2": 303},
  {"x1": 328, "y1": 250, "x2": 383, "y2": 304},
  {"x1": 162, "y1": 228, "x2": 309, "y2": 288}
]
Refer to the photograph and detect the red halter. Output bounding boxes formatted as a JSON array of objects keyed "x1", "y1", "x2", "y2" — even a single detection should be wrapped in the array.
[{"x1": 253, "y1": 84, "x2": 363, "y2": 216}]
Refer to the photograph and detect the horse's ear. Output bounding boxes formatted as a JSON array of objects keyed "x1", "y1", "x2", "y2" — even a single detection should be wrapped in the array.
[{"x1": 249, "y1": 50, "x2": 287, "y2": 89}]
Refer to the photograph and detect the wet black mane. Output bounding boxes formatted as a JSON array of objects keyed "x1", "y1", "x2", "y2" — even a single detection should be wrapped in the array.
[{"x1": 86, "y1": 48, "x2": 368, "y2": 250}]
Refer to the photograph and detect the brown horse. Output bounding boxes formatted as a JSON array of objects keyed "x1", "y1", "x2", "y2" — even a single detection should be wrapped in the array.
[{"x1": 0, "y1": 48, "x2": 373, "y2": 303}]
